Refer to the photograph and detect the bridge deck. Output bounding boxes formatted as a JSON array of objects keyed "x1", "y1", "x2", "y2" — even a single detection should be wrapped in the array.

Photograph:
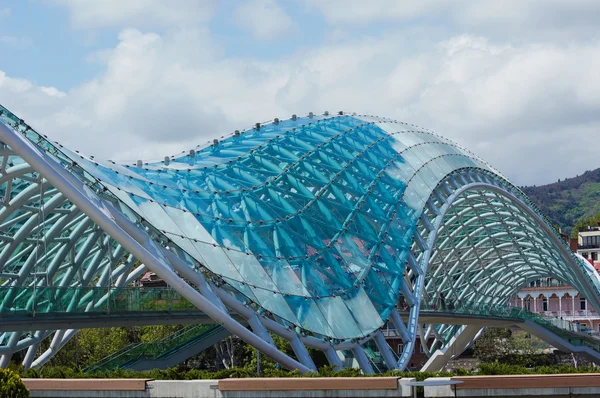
[
  {"x1": 399, "y1": 311, "x2": 522, "y2": 327},
  {"x1": 0, "y1": 311, "x2": 245, "y2": 331}
]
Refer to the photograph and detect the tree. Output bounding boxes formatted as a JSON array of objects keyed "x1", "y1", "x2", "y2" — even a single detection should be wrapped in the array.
[
  {"x1": 0, "y1": 368, "x2": 29, "y2": 398},
  {"x1": 474, "y1": 328, "x2": 550, "y2": 365},
  {"x1": 48, "y1": 324, "x2": 193, "y2": 369},
  {"x1": 474, "y1": 328, "x2": 513, "y2": 363},
  {"x1": 138, "y1": 325, "x2": 182, "y2": 343},
  {"x1": 49, "y1": 327, "x2": 131, "y2": 368},
  {"x1": 511, "y1": 331, "x2": 547, "y2": 357},
  {"x1": 215, "y1": 337, "x2": 238, "y2": 369}
]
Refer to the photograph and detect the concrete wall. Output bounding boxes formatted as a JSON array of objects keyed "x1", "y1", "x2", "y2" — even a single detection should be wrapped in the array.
[
  {"x1": 24, "y1": 375, "x2": 600, "y2": 398},
  {"x1": 424, "y1": 374, "x2": 600, "y2": 397},
  {"x1": 24, "y1": 377, "x2": 414, "y2": 398}
]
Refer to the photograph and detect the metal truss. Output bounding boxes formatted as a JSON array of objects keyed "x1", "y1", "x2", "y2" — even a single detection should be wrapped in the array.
[
  {"x1": 415, "y1": 173, "x2": 600, "y2": 365},
  {"x1": 1, "y1": 103, "x2": 598, "y2": 374}
]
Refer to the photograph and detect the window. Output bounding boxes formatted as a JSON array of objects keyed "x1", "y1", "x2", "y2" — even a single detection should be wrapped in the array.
[
  {"x1": 397, "y1": 344, "x2": 404, "y2": 355},
  {"x1": 593, "y1": 252, "x2": 598, "y2": 261},
  {"x1": 580, "y1": 297, "x2": 587, "y2": 311},
  {"x1": 583, "y1": 252, "x2": 589, "y2": 258},
  {"x1": 419, "y1": 345, "x2": 425, "y2": 354},
  {"x1": 542, "y1": 297, "x2": 548, "y2": 312}
]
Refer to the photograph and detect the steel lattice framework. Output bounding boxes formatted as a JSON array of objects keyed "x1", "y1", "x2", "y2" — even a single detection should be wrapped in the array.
[{"x1": 1, "y1": 103, "x2": 599, "y2": 373}]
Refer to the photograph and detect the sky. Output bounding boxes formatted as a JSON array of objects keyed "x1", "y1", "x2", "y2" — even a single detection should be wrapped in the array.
[{"x1": 1, "y1": 1, "x2": 600, "y2": 186}]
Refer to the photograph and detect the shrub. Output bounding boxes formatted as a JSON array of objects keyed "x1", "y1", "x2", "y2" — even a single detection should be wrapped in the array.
[
  {"x1": 18, "y1": 362, "x2": 597, "y2": 381},
  {"x1": 476, "y1": 362, "x2": 531, "y2": 375},
  {"x1": 0, "y1": 368, "x2": 29, "y2": 398}
]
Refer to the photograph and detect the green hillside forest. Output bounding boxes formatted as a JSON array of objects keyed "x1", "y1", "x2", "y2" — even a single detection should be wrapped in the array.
[{"x1": 521, "y1": 168, "x2": 600, "y2": 237}]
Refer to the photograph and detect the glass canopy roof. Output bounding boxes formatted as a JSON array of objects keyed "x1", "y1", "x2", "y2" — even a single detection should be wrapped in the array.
[
  {"x1": 4, "y1": 103, "x2": 600, "y2": 374},
  {"x1": 33, "y1": 112, "x2": 494, "y2": 340}
]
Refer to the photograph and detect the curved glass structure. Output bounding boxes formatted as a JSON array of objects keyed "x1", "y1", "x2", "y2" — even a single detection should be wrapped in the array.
[
  {"x1": 1, "y1": 104, "x2": 599, "y2": 373},
  {"x1": 57, "y1": 114, "x2": 494, "y2": 340}
]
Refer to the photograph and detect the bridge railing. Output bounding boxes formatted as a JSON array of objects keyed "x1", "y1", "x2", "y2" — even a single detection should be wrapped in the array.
[
  {"x1": 0, "y1": 286, "x2": 195, "y2": 315},
  {"x1": 85, "y1": 324, "x2": 220, "y2": 372},
  {"x1": 418, "y1": 299, "x2": 527, "y2": 319},
  {"x1": 419, "y1": 299, "x2": 600, "y2": 352}
]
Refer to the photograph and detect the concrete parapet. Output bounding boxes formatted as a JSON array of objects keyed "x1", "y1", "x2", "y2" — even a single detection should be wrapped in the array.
[
  {"x1": 422, "y1": 377, "x2": 454, "y2": 397},
  {"x1": 24, "y1": 378, "x2": 151, "y2": 398},
  {"x1": 218, "y1": 377, "x2": 413, "y2": 397},
  {"x1": 424, "y1": 374, "x2": 600, "y2": 397},
  {"x1": 397, "y1": 377, "x2": 416, "y2": 396},
  {"x1": 23, "y1": 377, "x2": 414, "y2": 398},
  {"x1": 147, "y1": 380, "x2": 220, "y2": 397},
  {"x1": 24, "y1": 375, "x2": 600, "y2": 398}
]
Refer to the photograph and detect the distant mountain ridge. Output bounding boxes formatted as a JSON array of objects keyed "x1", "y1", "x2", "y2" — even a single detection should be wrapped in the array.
[{"x1": 521, "y1": 168, "x2": 600, "y2": 236}]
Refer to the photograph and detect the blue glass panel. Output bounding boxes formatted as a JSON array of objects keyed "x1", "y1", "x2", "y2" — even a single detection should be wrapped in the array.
[
  {"x1": 315, "y1": 296, "x2": 362, "y2": 339},
  {"x1": 0, "y1": 107, "x2": 509, "y2": 340},
  {"x1": 344, "y1": 286, "x2": 384, "y2": 334}
]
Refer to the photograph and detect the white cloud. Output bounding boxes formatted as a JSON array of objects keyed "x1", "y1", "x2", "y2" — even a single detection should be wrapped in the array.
[
  {"x1": 1, "y1": 27, "x2": 282, "y2": 160},
  {"x1": 1, "y1": 16, "x2": 600, "y2": 185},
  {"x1": 234, "y1": 0, "x2": 295, "y2": 40},
  {"x1": 304, "y1": 0, "x2": 600, "y2": 25},
  {"x1": 304, "y1": 0, "x2": 600, "y2": 41},
  {"x1": 85, "y1": 48, "x2": 113, "y2": 65},
  {"x1": 51, "y1": 0, "x2": 217, "y2": 29},
  {"x1": 303, "y1": 0, "x2": 443, "y2": 24},
  {"x1": 0, "y1": 71, "x2": 67, "y2": 132},
  {"x1": 0, "y1": 36, "x2": 33, "y2": 49},
  {"x1": 0, "y1": 71, "x2": 33, "y2": 93},
  {"x1": 40, "y1": 86, "x2": 67, "y2": 98}
]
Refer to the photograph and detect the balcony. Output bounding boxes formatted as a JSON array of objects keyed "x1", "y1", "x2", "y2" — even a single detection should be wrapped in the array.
[
  {"x1": 578, "y1": 244, "x2": 600, "y2": 250},
  {"x1": 381, "y1": 328, "x2": 401, "y2": 338},
  {"x1": 536, "y1": 310, "x2": 599, "y2": 320}
]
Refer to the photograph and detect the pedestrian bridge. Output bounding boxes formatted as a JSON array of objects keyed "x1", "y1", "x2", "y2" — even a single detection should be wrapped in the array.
[
  {"x1": 3, "y1": 283, "x2": 600, "y2": 372},
  {"x1": 0, "y1": 286, "x2": 219, "y2": 332},
  {"x1": 2, "y1": 102, "x2": 600, "y2": 373},
  {"x1": 399, "y1": 301, "x2": 600, "y2": 371}
]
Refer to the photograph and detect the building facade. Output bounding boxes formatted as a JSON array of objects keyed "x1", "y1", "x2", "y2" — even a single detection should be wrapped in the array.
[
  {"x1": 579, "y1": 225, "x2": 600, "y2": 267},
  {"x1": 511, "y1": 282, "x2": 599, "y2": 332},
  {"x1": 510, "y1": 227, "x2": 600, "y2": 333}
]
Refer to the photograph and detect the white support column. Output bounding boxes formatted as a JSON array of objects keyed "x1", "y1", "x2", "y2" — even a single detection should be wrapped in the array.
[
  {"x1": 165, "y1": 246, "x2": 319, "y2": 371},
  {"x1": 421, "y1": 325, "x2": 482, "y2": 372},
  {"x1": 0, "y1": 332, "x2": 20, "y2": 368},
  {"x1": 324, "y1": 347, "x2": 343, "y2": 370},
  {"x1": 373, "y1": 331, "x2": 397, "y2": 371},
  {"x1": 288, "y1": 333, "x2": 317, "y2": 372},
  {"x1": 390, "y1": 310, "x2": 410, "y2": 342},
  {"x1": 31, "y1": 329, "x2": 77, "y2": 368},
  {"x1": 23, "y1": 341, "x2": 40, "y2": 370},
  {"x1": 559, "y1": 296, "x2": 562, "y2": 316},
  {"x1": 351, "y1": 346, "x2": 374, "y2": 375}
]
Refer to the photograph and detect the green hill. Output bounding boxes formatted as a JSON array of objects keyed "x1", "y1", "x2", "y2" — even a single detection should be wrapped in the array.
[{"x1": 521, "y1": 169, "x2": 600, "y2": 236}]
